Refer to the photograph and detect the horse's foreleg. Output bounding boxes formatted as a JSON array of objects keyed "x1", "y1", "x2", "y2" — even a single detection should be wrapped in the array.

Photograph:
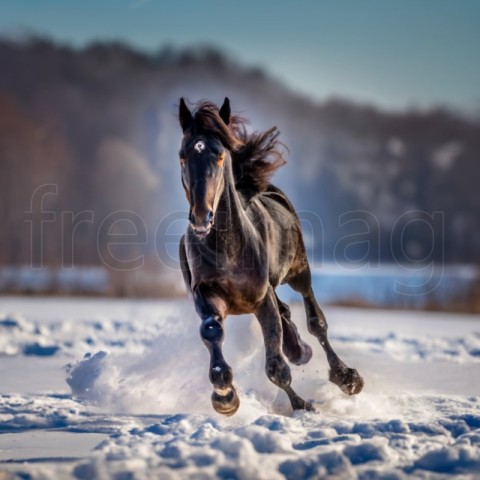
[
  {"x1": 257, "y1": 286, "x2": 314, "y2": 412},
  {"x1": 303, "y1": 288, "x2": 364, "y2": 395},
  {"x1": 193, "y1": 286, "x2": 239, "y2": 416},
  {"x1": 200, "y1": 315, "x2": 239, "y2": 415}
]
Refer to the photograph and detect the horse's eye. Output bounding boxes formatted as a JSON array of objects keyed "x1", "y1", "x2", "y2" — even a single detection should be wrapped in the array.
[
  {"x1": 217, "y1": 151, "x2": 225, "y2": 167},
  {"x1": 180, "y1": 158, "x2": 186, "y2": 168}
]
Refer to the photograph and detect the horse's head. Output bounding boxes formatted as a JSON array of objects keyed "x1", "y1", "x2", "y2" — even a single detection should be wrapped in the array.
[{"x1": 178, "y1": 97, "x2": 232, "y2": 238}]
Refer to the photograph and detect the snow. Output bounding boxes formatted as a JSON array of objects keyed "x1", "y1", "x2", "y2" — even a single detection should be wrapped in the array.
[
  {"x1": 278, "y1": 264, "x2": 480, "y2": 309},
  {"x1": 0, "y1": 266, "x2": 109, "y2": 294},
  {"x1": 3, "y1": 264, "x2": 479, "y2": 309},
  {"x1": 0, "y1": 296, "x2": 479, "y2": 478}
]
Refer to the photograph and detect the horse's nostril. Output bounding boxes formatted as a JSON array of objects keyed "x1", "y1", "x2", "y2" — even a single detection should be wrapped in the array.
[
  {"x1": 206, "y1": 210, "x2": 214, "y2": 224},
  {"x1": 190, "y1": 209, "x2": 213, "y2": 231}
]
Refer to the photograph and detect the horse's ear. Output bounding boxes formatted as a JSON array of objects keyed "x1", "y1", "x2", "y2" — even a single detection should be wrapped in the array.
[
  {"x1": 219, "y1": 97, "x2": 231, "y2": 126},
  {"x1": 179, "y1": 97, "x2": 193, "y2": 132}
]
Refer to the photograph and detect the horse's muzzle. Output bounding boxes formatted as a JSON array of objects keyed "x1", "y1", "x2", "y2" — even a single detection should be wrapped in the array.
[
  {"x1": 192, "y1": 224, "x2": 212, "y2": 239},
  {"x1": 190, "y1": 210, "x2": 214, "y2": 238}
]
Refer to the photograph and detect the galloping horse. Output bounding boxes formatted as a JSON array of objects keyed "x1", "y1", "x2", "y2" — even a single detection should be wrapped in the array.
[{"x1": 178, "y1": 98, "x2": 364, "y2": 415}]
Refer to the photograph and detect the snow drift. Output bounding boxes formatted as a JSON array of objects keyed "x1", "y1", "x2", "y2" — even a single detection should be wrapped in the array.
[{"x1": 0, "y1": 297, "x2": 479, "y2": 478}]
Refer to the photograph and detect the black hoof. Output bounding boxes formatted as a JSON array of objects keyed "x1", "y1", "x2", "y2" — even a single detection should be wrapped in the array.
[
  {"x1": 329, "y1": 367, "x2": 364, "y2": 396},
  {"x1": 286, "y1": 342, "x2": 313, "y2": 366},
  {"x1": 211, "y1": 386, "x2": 240, "y2": 416},
  {"x1": 292, "y1": 398, "x2": 315, "y2": 412},
  {"x1": 305, "y1": 401, "x2": 315, "y2": 412}
]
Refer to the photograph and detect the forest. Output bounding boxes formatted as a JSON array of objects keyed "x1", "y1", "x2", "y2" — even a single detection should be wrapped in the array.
[{"x1": 1, "y1": 37, "x2": 479, "y2": 294}]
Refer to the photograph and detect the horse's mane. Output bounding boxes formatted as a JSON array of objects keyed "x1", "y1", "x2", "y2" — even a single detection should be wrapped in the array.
[{"x1": 187, "y1": 101, "x2": 286, "y2": 197}]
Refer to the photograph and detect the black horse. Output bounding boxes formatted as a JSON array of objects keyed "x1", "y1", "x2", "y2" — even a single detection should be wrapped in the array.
[{"x1": 178, "y1": 98, "x2": 364, "y2": 415}]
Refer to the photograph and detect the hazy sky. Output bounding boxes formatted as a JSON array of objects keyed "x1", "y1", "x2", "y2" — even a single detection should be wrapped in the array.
[{"x1": 1, "y1": 0, "x2": 479, "y2": 111}]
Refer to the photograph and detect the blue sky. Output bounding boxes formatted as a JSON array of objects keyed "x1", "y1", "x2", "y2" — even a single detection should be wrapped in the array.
[{"x1": 1, "y1": 0, "x2": 479, "y2": 111}]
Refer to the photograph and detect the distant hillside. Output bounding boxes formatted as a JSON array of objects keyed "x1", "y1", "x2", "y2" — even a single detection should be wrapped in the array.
[{"x1": 1, "y1": 36, "x2": 479, "y2": 278}]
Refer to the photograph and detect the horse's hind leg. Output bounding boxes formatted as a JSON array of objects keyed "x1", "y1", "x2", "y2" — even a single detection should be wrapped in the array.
[
  {"x1": 288, "y1": 268, "x2": 364, "y2": 396},
  {"x1": 275, "y1": 294, "x2": 312, "y2": 366},
  {"x1": 257, "y1": 286, "x2": 314, "y2": 412},
  {"x1": 193, "y1": 285, "x2": 239, "y2": 416}
]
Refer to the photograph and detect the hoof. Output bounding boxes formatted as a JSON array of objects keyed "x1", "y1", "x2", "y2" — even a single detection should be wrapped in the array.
[
  {"x1": 286, "y1": 342, "x2": 313, "y2": 366},
  {"x1": 329, "y1": 367, "x2": 364, "y2": 396},
  {"x1": 211, "y1": 386, "x2": 240, "y2": 416},
  {"x1": 293, "y1": 399, "x2": 315, "y2": 412}
]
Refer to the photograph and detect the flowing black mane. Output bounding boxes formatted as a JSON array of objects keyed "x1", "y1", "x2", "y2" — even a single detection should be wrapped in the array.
[{"x1": 185, "y1": 101, "x2": 286, "y2": 196}]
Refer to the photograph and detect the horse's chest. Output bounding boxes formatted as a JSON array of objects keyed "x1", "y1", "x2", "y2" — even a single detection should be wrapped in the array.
[
  {"x1": 190, "y1": 256, "x2": 268, "y2": 313},
  {"x1": 217, "y1": 269, "x2": 269, "y2": 314}
]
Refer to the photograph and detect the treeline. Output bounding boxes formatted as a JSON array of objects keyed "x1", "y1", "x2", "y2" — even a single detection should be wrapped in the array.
[{"x1": 0, "y1": 36, "x2": 479, "y2": 277}]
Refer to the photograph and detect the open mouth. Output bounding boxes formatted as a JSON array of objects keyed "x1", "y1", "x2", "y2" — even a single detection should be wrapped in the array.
[{"x1": 192, "y1": 225, "x2": 212, "y2": 239}]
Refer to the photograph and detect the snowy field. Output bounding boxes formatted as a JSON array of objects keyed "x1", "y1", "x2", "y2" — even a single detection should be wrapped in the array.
[{"x1": 0, "y1": 296, "x2": 479, "y2": 479}]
